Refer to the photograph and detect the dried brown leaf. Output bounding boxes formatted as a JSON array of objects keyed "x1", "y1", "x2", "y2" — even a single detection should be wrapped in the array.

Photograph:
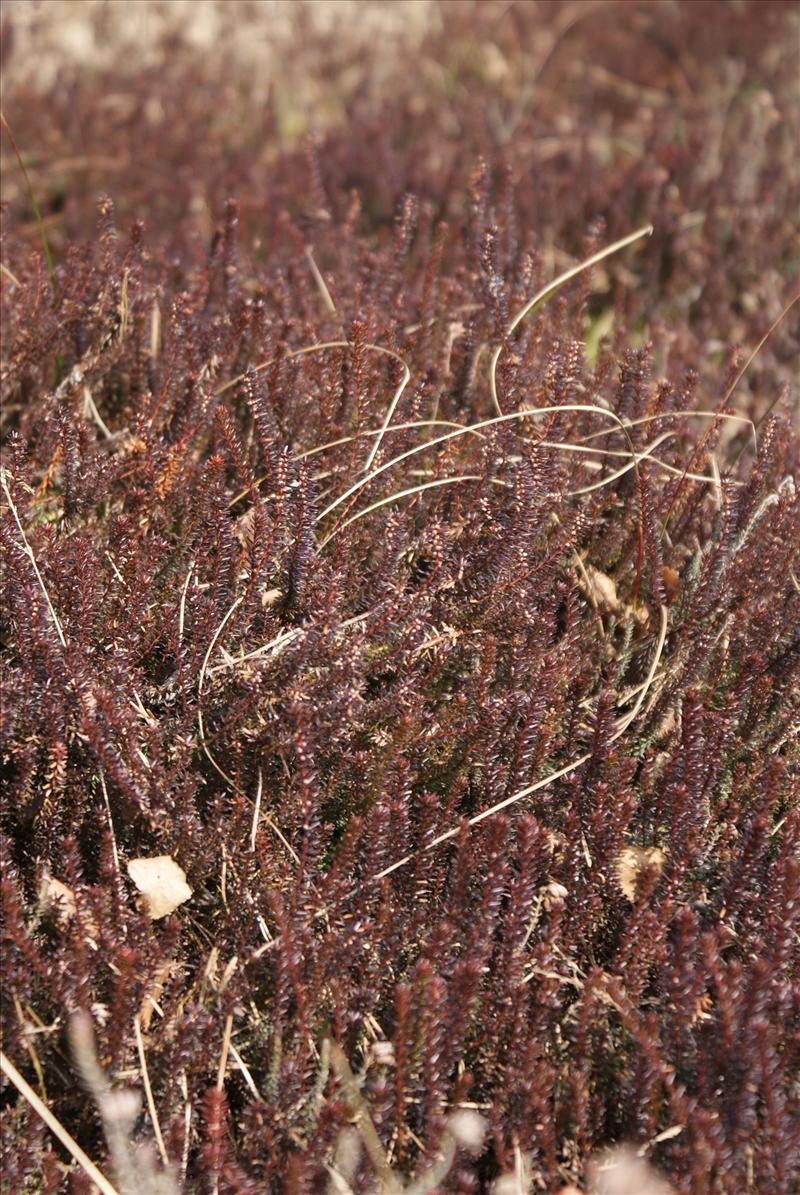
[
  {"x1": 580, "y1": 565, "x2": 621, "y2": 614},
  {"x1": 615, "y1": 847, "x2": 666, "y2": 901},
  {"x1": 127, "y1": 856, "x2": 192, "y2": 920},
  {"x1": 38, "y1": 872, "x2": 77, "y2": 923}
]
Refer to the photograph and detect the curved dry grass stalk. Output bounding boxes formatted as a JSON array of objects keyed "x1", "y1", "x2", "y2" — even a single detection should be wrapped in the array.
[
  {"x1": 227, "y1": 419, "x2": 478, "y2": 510},
  {"x1": 662, "y1": 289, "x2": 800, "y2": 530},
  {"x1": 316, "y1": 402, "x2": 640, "y2": 524},
  {"x1": 197, "y1": 594, "x2": 244, "y2": 793},
  {"x1": 295, "y1": 419, "x2": 475, "y2": 462},
  {"x1": 133, "y1": 1015, "x2": 169, "y2": 1168},
  {"x1": 577, "y1": 409, "x2": 756, "y2": 448},
  {"x1": 215, "y1": 338, "x2": 412, "y2": 475},
  {"x1": 489, "y1": 224, "x2": 653, "y2": 416},
  {"x1": 0, "y1": 1050, "x2": 122, "y2": 1195},
  {"x1": 370, "y1": 603, "x2": 668, "y2": 882},
  {"x1": 1, "y1": 467, "x2": 67, "y2": 647},
  {"x1": 252, "y1": 603, "x2": 669, "y2": 955},
  {"x1": 305, "y1": 246, "x2": 338, "y2": 317},
  {"x1": 318, "y1": 474, "x2": 486, "y2": 549},
  {"x1": 322, "y1": 429, "x2": 733, "y2": 546},
  {"x1": 197, "y1": 598, "x2": 302, "y2": 866}
]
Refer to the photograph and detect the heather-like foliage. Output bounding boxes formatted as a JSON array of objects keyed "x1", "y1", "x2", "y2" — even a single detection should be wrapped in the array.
[{"x1": 1, "y1": 3, "x2": 798, "y2": 1193}]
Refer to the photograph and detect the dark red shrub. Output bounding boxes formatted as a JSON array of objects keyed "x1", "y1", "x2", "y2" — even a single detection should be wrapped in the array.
[{"x1": 1, "y1": 3, "x2": 798, "y2": 1193}]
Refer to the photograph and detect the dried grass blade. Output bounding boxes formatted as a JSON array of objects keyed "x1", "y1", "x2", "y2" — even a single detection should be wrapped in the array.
[{"x1": 0, "y1": 1050, "x2": 121, "y2": 1195}]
